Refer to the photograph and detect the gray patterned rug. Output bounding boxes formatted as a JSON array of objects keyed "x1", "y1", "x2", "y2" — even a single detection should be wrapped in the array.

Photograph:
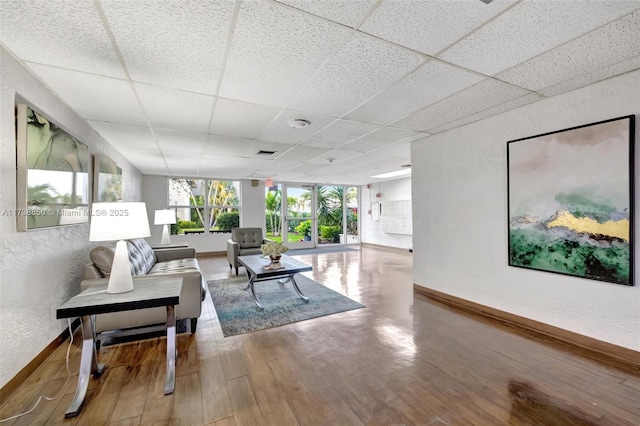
[{"x1": 207, "y1": 274, "x2": 364, "y2": 337}]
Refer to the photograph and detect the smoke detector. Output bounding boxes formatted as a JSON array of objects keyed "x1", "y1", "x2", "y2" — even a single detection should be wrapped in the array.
[{"x1": 288, "y1": 118, "x2": 310, "y2": 129}]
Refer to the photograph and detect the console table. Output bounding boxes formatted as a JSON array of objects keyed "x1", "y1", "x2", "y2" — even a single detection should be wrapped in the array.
[{"x1": 56, "y1": 277, "x2": 182, "y2": 418}]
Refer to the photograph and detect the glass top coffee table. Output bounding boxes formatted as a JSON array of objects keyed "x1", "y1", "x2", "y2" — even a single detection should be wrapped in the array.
[{"x1": 237, "y1": 254, "x2": 313, "y2": 309}]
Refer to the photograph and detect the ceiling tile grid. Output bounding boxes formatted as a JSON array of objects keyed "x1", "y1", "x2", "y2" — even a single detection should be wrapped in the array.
[
  {"x1": 87, "y1": 122, "x2": 157, "y2": 149},
  {"x1": 359, "y1": 0, "x2": 517, "y2": 55},
  {"x1": 275, "y1": 0, "x2": 377, "y2": 28},
  {"x1": 0, "y1": 0, "x2": 124, "y2": 78},
  {"x1": 393, "y1": 79, "x2": 532, "y2": 132},
  {"x1": 302, "y1": 119, "x2": 381, "y2": 149},
  {"x1": 497, "y1": 11, "x2": 640, "y2": 91},
  {"x1": 288, "y1": 32, "x2": 426, "y2": 117},
  {"x1": 209, "y1": 98, "x2": 282, "y2": 139},
  {"x1": 27, "y1": 64, "x2": 147, "y2": 125},
  {"x1": 219, "y1": 0, "x2": 352, "y2": 108},
  {"x1": 2, "y1": 0, "x2": 639, "y2": 185},
  {"x1": 258, "y1": 110, "x2": 337, "y2": 145},
  {"x1": 345, "y1": 60, "x2": 485, "y2": 125},
  {"x1": 134, "y1": 83, "x2": 215, "y2": 133},
  {"x1": 538, "y1": 55, "x2": 640, "y2": 98},
  {"x1": 100, "y1": 0, "x2": 235, "y2": 94},
  {"x1": 438, "y1": 0, "x2": 640, "y2": 76}
]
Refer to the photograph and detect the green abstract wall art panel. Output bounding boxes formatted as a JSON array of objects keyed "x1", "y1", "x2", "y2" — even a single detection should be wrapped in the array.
[
  {"x1": 507, "y1": 115, "x2": 635, "y2": 285},
  {"x1": 16, "y1": 103, "x2": 90, "y2": 230}
]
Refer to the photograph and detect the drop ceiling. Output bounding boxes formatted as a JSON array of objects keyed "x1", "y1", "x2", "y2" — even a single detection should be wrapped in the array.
[{"x1": 1, "y1": 0, "x2": 639, "y2": 185}]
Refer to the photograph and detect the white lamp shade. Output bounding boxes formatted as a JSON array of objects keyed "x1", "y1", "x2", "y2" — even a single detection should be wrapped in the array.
[
  {"x1": 154, "y1": 209, "x2": 177, "y2": 225},
  {"x1": 89, "y1": 202, "x2": 150, "y2": 242}
]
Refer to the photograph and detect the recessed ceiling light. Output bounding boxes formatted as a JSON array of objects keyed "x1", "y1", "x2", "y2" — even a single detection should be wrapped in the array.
[{"x1": 288, "y1": 118, "x2": 310, "y2": 129}]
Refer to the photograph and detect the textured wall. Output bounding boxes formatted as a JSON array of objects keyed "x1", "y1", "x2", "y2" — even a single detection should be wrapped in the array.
[
  {"x1": 412, "y1": 70, "x2": 640, "y2": 350},
  {"x1": 361, "y1": 177, "x2": 413, "y2": 249},
  {"x1": 0, "y1": 48, "x2": 142, "y2": 388}
]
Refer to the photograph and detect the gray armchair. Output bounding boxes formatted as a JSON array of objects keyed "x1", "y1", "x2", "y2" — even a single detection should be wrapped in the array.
[{"x1": 227, "y1": 227, "x2": 270, "y2": 275}]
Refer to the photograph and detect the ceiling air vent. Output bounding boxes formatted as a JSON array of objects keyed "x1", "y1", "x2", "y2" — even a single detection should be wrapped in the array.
[
  {"x1": 401, "y1": 164, "x2": 411, "y2": 168},
  {"x1": 257, "y1": 150, "x2": 276, "y2": 156}
]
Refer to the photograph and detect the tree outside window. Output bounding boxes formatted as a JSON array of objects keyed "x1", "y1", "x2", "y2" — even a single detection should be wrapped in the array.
[{"x1": 168, "y1": 178, "x2": 240, "y2": 235}]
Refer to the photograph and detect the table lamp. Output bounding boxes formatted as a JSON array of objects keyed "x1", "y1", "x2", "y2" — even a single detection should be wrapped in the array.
[
  {"x1": 154, "y1": 209, "x2": 176, "y2": 245},
  {"x1": 89, "y1": 202, "x2": 150, "y2": 294}
]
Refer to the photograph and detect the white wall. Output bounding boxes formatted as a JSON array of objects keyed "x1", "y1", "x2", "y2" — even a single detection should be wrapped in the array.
[
  {"x1": 0, "y1": 48, "x2": 143, "y2": 387},
  {"x1": 361, "y1": 177, "x2": 413, "y2": 249},
  {"x1": 412, "y1": 70, "x2": 640, "y2": 351},
  {"x1": 142, "y1": 175, "x2": 265, "y2": 253}
]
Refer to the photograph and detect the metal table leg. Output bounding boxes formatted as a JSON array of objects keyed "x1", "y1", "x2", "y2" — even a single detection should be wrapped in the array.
[
  {"x1": 248, "y1": 275, "x2": 264, "y2": 309},
  {"x1": 164, "y1": 305, "x2": 176, "y2": 395},
  {"x1": 290, "y1": 275, "x2": 310, "y2": 303},
  {"x1": 65, "y1": 315, "x2": 105, "y2": 418}
]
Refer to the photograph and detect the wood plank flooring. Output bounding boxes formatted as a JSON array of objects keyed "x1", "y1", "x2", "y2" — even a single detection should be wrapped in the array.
[{"x1": 1, "y1": 245, "x2": 639, "y2": 425}]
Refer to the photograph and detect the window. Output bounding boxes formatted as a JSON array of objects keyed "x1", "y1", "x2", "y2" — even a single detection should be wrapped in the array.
[{"x1": 168, "y1": 178, "x2": 240, "y2": 235}]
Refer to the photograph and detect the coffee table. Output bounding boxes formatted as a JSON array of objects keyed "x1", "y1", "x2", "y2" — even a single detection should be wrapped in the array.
[
  {"x1": 56, "y1": 277, "x2": 182, "y2": 418},
  {"x1": 237, "y1": 254, "x2": 312, "y2": 309}
]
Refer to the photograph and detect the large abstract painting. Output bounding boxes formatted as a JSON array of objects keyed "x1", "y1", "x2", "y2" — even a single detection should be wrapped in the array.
[
  {"x1": 507, "y1": 115, "x2": 635, "y2": 285},
  {"x1": 93, "y1": 154, "x2": 123, "y2": 202},
  {"x1": 16, "y1": 104, "x2": 90, "y2": 230}
]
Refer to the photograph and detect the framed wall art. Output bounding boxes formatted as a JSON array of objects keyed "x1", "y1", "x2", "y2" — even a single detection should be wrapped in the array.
[
  {"x1": 16, "y1": 103, "x2": 90, "y2": 230},
  {"x1": 93, "y1": 153, "x2": 123, "y2": 202},
  {"x1": 507, "y1": 115, "x2": 635, "y2": 285}
]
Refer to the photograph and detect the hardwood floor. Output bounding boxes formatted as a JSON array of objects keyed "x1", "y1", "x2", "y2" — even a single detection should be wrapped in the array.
[{"x1": 2, "y1": 245, "x2": 639, "y2": 425}]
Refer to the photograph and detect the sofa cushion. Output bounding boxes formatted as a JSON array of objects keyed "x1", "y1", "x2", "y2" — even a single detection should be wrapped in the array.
[
  {"x1": 127, "y1": 238, "x2": 156, "y2": 275},
  {"x1": 89, "y1": 245, "x2": 116, "y2": 277},
  {"x1": 231, "y1": 227, "x2": 264, "y2": 249},
  {"x1": 148, "y1": 258, "x2": 200, "y2": 274}
]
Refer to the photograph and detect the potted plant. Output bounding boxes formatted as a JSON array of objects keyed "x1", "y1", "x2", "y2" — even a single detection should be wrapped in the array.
[
  {"x1": 260, "y1": 240, "x2": 289, "y2": 264},
  {"x1": 295, "y1": 220, "x2": 312, "y2": 241}
]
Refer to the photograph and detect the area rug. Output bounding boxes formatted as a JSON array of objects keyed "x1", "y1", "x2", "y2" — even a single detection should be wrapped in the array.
[{"x1": 208, "y1": 274, "x2": 364, "y2": 337}]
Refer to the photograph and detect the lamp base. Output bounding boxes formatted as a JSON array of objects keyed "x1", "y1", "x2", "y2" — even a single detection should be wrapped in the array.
[
  {"x1": 161, "y1": 224, "x2": 171, "y2": 245},
  {"x1": 107, "y1": 240, "x2": 134, "y2": 294}
]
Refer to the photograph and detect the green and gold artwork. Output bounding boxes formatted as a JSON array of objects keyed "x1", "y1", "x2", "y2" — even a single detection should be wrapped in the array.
[{"x1": 507, "y1": 116, "x2": 634, "y2": 285}]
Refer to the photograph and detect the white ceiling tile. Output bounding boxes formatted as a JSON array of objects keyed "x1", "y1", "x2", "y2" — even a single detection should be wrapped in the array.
[
  {"x1": 341, "y1": 127, "x2": 420, "y2": 153},
  {"x1": 275, "y1": 145, "x2": 332, "y2": 162},
  {"x1": 88, "y1": 121, "x2": 156, "y2": 149},
  {"x1": 200, "y1": 155, "x2": 272, "y2": 170},
  {"x1": 289, "y1": 33, "x2": 426, "y2": 117},
  {"x1": 306, "y1": 149, "x2": 362, "y2": 165},
  {"x1": 132, "y1": 161, "x2": 169, "y2": 175},
  {"x1": 256, "y1": 160, "x2": 301, "y2": 173},
  {"x1": 115, "y1": 146, "x2": 165, "y2": 163},
  {"x1": 303, "y1": 119, "x2": 381, "y2": 148},
  {"x1": 275, "y1": 0, "x2": 377, "y2": 28},
  {"x1": 162, "y1": 151, "x2": 208, "y2": 168},
  {"x1": 210, "y1": 98, "x2": 281, "y2": 139},
  {"x1": 155, "y1": 129, "x2": 207, "y2": 154},
  {"x1": 26, "y1": 64, "x2": 147, "y2": 124},
  {"x1": 101, "y1": 0, "x2": 234, "y2": 93},
  {"x1": 135, "y1": 83, "x2": 214, "y2": 133},
  {"x1": 369, "y1": 142, "x2": 412, "y2": 162},
  {"x1": 258, "y1": 110, "x2": 337, "y2": 145},
  {"x1": 426, "y1": 93, "x2": 544, "y2": 134},
  {"x1": 203, "y1": 134, "x2": 291, "y2": 158},
  {"x1": 439, "y1": 0, "x2": 640, "y2": 76},
  {"x1": 0, "y1": 0, "x2": 125, "y2": 78},
  {"x1": 268, "y1": 172, "x2": 306, "y2": 181},
  {"x1": 345, "y1": 60, "x2": 485, "y2": 125},
  {"x1": 360, "y1": 0, "x2": 515, "y2": 55},
  {"x1": 538, "y1": 56, "x2": 640, "y2": 98},
  {"x1": 219, "y1": 0, "x2": 352, "y2": 107},
  {"x1": 393, "y1": 79, "x2": 531, "y2": 131},
  {"x1": 289, "y1": 163, "x2": 327, "y2": 174},
  {"x1": 497, "y1": 12, "x2": 640, "y2": 91}
]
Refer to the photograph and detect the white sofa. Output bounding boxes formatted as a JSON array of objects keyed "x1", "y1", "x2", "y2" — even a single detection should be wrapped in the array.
[{"x1": 81, "y1": 238, "x2": 206, "y2": 347}]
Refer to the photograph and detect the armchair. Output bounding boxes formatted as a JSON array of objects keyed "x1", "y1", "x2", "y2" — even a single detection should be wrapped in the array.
[{"x1": 227, "y1": 227, "x2": 269, "y2": 275}]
